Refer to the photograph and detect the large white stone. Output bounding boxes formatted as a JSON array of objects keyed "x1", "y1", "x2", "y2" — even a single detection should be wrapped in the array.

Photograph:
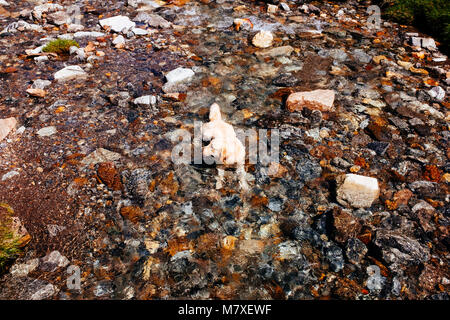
[
  {"x1": 99, "y1": 15, "x2": 135, "y2": 33},
  {"x1": 37, "y1": 126, "x2": 57, "y2": 137},
  {"x1": 133, "y1": 95, "x2": 156, "y2": 106},
  {"x1": 0, "y1": 117, "x2": 16, "y2": 142},
  {"x1": 252, "y1": 30, "x2": 273, "y2": 48},
  {"x1": 32, "y1": 3, "x2": 63, "y2": 20},
  {"x1": 74, "y1": 31, "x2": 105, "y2": 39},
  {"x1": 427, "y1": 86, "x2": 445, "y2": 101},
  {"x1": 165, "y1": 67, "x2": 194, "y2": 84},
  {"x1": 54, "y1": 65, "x2": 87, "y2": 82},
  {"x1": 337, "y1": 174, "x2": 380, "y2": 208}
]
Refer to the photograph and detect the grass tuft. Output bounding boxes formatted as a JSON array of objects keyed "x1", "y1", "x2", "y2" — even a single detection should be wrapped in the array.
[{"x1": 42, "y1": 39, "x2": 80, "y2": 55}]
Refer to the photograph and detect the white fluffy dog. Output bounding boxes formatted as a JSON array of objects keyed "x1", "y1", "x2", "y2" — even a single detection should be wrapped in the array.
[{"x1": 202, "y1": 103, "x2": 248, "y2": 190}]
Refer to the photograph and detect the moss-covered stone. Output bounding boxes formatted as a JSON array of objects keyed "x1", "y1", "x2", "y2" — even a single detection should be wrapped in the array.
[{"x1": 0, "y1": 203, "x2": 30, "y2": 274}]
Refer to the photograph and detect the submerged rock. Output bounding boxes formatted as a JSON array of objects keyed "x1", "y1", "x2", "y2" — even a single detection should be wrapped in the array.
[{"x1": 286, "y1": 90, "x2": 335, "y2": 112}]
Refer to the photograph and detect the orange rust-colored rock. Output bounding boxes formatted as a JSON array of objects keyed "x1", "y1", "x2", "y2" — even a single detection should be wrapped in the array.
[
  {"x1": 423, "y1": 165, "x2": 441, "y2": 182},
  {"x1": 393, "y1": 189, "x2": 413, "y2": 206},
  {"x1": 120, "y1": 206, "x2": 144, "y2": 224},
  {"x1": 250, "y1": 195, "x2": 268, "y2": 207},
  {"x1": 97, "y1": 162, "x2": 122, "y2": 191}
]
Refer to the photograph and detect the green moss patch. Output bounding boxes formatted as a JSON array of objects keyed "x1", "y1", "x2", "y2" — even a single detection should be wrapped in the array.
[{"x1": 42, "y1": 39, "x2": 80, "y2": 55}]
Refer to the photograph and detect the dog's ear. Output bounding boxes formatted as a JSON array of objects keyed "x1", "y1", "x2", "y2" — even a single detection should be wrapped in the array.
[{"x1": 209, "y1": 103, "x2": 222, "y2": 121}]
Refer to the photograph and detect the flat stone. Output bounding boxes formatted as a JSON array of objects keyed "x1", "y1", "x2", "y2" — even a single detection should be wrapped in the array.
[
  {"x1": 67, "y1": 24, "x2": 84, "y2": 32},
  {"x1": 99, "y1": 15, "x2": 135, "y2": 33},
  {"x1": 427, "y1": 86, "x2": 445, "y2": 101},
  {"x1": 112, "y1": 35, "x2": 125, "y2": 45},
  {"x1": 37, "y1": 126, "x2": 57, "y2": 137},
  {"x1": 32, "y1": 3, "x2": 63, "y2": 20},
  {"x1": 165, "y1": 67, "x2": 194, "y2": 84},
  {"x1": 286, "y1": 89, "x2": 335, "y2": 112},
  {"x1": 410, "y1": 37, "x2": 437, "y2": 50},
  {"x1": 10, "y1": 258, "x2": 39, "y2": 277},
  {"x1": 30, "y1": 283, "x2": 56, "y2": 300},
  {"x1": 252, "y1": 30, "x2": 273, "y2": 48},
  {"x1": 336, "y1": 174, "x2": 380, "y2": 208},
  {"x1": 255, "y1": 45, "x2": 294, "y2": 58},
  {"x1": 41, "y1": 250, "x2": 70, "y2": 269},
  {"x1": 31, "y1": 79, "x2": 51, "y2": 90},
  {"x1": 26, "y1": 88, "x2": 46, "y2": 98},
  {"x1": 2, "y1": 170, "x2": 19, "y2": 181},
  {"x1": 134, "y1": 12, "x2": 171, "y2": 28},
  {"x1": 0, "y1": 117, "x2": 16, "y2": 141},
  {"x1": 81, "y1": 148, "x2": 121, "y2": 166},
  {"x1": 54, "y1": 65, "x2": 87, "y2": 82},
  {"x1": 47, "y1": 10, "x2": 70, "y2": 25},
  {"x1": 73, "y1": 31, "x2": 106, "y2": 39},
  {"x1": 1, "y1": 20, "x2": 43, "y2": 34},
  {"x1": 133, "y1": 95, "x2": 156, "y2": 106},
  {"x1": 132, "y1": 28, "x2": 148, "y2": 35}
]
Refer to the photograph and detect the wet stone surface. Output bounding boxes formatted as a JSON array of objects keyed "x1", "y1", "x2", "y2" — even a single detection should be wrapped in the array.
[{"x1": 0, "y1": 0, "x2": 449, "y2": 300}]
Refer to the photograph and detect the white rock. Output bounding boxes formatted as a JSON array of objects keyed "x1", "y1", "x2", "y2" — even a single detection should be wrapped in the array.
[
  {"x1": 48, "y1": 10, "x2": 70, "y2": 25},
  {"x1": 73, "y1": 31, "x2": 105, "y2": 39},
  {"x1": 67, "y1": 24, "x2": 84, "y2": 32},
  {"x1": 10, "y1": 259, "x2": 39, "y2": 277},
  {"x1": 132, "y1": 28, "x2": 148, "y2": 36},
  {"x1": 41, "y1": 250, "x2": 70, "y2": 268},
  {"x1": 134, "y1": 12, "x2": 171, "y2": 28},
  {"x1": 0, "y1": 117, "x2": 16, "y2": 142},
  {"x1": 267, "y1": 4, "x2": 278, "y2": 14},
  {"x1": 165, "y1": 67, "x2": 195, "y2": 84},
  {"x1": 37, "y1": 126, "x2": 57, "y2": 137},
  {"x1": 113, "y1": 35, "x2": 125, "y2": 45},
  {"x1": 34, "y1": 56, "x2": 48, "y2": 64},
  {"x1": 337, "y1": 174, "x2": 380, "y2": 208},
  {"x1": 54, "y1": 65, "x2": 87, "y2": 82},
  {"x1": 128, "y1": 0, "x2": 161, "y2": 10},
  {"x1": 1, "y1": 20, "x2": 43, "y2": 34},
  {"x1": 31, "y1": 79, "x2": 51, "y2": 90},
  {"x1": 410, "y1": 37, "x2": 437, "y2": 50},
  {"x1": 427, "y1": 86, "x2": 445, "y2": 101},
  {"x1": 25, "y1": 45, "x2": 45, "y2": 56},
  {"x1": 133, "y1": 95, "x2": 156, "y2": 106},
  {"x1": 252, "y1": 30, "x2": 273, "y2": 48},
  {"x1": 280, "y1": 3, "x2": 290, "y2": 11},
  {"x1": 57, "y1": 34, "x2": 73, "y2": 40},
  {"x1": 31, "y1": 283, "x2": 56, "y2": 300},
  {"x1": 99, "y1": 15, "x2": 136, "y2": 33},
  {"x1": 32, "y1": 3, "x2": 63, "y2": 20},
  {"x1": 2, "y1": 170, "x2": 19, "y2": 181}
]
